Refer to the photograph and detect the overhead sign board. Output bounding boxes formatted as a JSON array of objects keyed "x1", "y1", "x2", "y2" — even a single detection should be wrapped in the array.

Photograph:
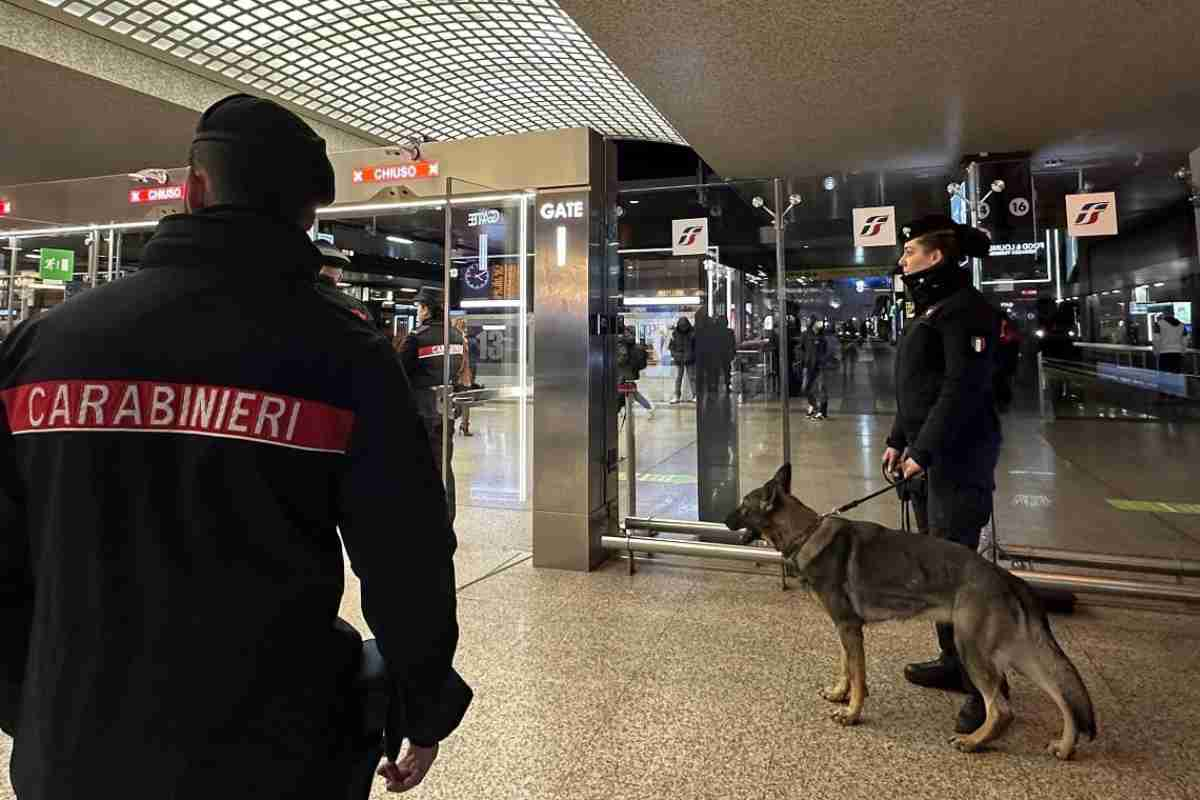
[
  {"x1": 468, "y1": 209, "x2": 502, "y2": 227},
  {"x1": 672, "y1": 217, "x2": 709, "y2": 256},
  {"x1": 129, "y1": 185, "x2": 184, "y2": 204},
  {"x1": 852, "y1": 206, "x2": 897, "y2": 247},
  {"x1": 1066, "y1": 192, "x2": 1118, "y2": 237},
  {"x1": 351, "y1": 161, "x2": 440, "y2": 184},
  {"x1": 39, "y1": 248, "x2": 75, "y2": 282}
]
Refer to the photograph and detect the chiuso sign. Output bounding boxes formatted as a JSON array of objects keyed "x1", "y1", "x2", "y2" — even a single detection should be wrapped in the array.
[
  {"x1": 129, "y1": 185, "x2": 184, "y2": 204},
  {"x1": 351, "y1": 161, "x2": 440, "y2": 184}
]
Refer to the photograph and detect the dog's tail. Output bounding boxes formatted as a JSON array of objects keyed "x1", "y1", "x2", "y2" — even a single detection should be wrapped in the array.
[{"x1": 1007, "y1": 573, "x2": 1097, "y2": 741}]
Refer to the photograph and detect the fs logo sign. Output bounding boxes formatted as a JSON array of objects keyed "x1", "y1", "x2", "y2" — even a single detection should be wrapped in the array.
[
  {"x1": 672, "y1": 217, "x2": 709, "y2": 256},
  {"x1": 1066, "y1": 192, "x2": 1118, "y2": 237},
  {"x1": 852, "y1": 206, "x2": 897, "y2": 247},
  {"x1": 859, "y1": 215, "x2": 890, "y2": 238}
]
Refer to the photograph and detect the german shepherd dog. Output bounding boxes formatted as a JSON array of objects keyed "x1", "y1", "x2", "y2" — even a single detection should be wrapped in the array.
[{"x1": 725, "y1": 464, "x2": 1096, "y2": 759}]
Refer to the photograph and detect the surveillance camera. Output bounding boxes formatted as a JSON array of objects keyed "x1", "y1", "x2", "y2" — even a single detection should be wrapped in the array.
[
  {"x1": 788, "y1": 193, "x2": 803, "y2": 205},
  {"x1": 752, "y1": 197, "x2": 764, "y2": 208},
  {"x1": 990, "y1": 179, "x2": 1006, "y2": 193},
  {"x1": 946, "y1": 183, "x2": 960, "y2": 195}
]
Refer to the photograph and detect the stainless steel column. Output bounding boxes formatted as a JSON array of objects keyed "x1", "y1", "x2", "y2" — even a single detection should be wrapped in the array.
[
  {"x1": 87, "y1": 226, "x2": 99, "y2": 288},
  {"x1": 532, "y1": 131, "x2": 615, "y2": 570},
  {"x1": 441, "y1": 179, "x2": 452, "y2": 484},
  {"x1": 773, "y1": 178, "x2": 791, "y2": 464},
  {"x1": 625, "y1": 391, "x2": 636, "y2": 517},
  {"x1": 6, "y1": 237, "x2": 17, "y2": 320}
]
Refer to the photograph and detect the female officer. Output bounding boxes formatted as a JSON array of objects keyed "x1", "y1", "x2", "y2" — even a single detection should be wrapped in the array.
[{"x1": 881, "y1": 215, "x2": 1002, "y2": 735}]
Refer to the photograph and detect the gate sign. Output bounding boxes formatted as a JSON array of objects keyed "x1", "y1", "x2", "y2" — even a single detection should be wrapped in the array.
[
  {"x1": 672, "y1": 217, "x2": 709, "y2": 256},
  {"x1": 351, "y1": 161, "x2": 439, "y2": 184},
  {"x1": 1066, "y1": 192, "x2": 1118, "y2": 237},
  {"x1": 852, "y1": 206, "x2": 897, "y2": 247},
  {"x1": 39, "y1": 248, "x2": 75, "y2": 282}
]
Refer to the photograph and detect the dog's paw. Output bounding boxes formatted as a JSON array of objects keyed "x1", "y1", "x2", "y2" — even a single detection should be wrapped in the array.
[
  {"x1": 1046, "y1": 741, "x2": 1075, "y2": 761},
  {"x1": 820, "y1": 686, "x2": 849, "y2": 704},
  {"x1": 948, "y1": 735, "x2": 980, "y2": 753},
  {"x1": 830, "y1": 709, "x2": 860, "y2": 726}
]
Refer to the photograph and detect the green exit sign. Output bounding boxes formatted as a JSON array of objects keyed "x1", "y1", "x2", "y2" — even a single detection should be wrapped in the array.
[{"x1": 38, "y1": 248, "x2": 75, "y2": 282}]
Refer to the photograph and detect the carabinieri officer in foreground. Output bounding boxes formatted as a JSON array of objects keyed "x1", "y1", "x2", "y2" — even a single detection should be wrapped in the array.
[
  {"x1": 882, "y1": 214, "x2": 1003, "y2": 735},
  {"x1": 0, "y1": 94, "x2": 470, "y2": 799}
]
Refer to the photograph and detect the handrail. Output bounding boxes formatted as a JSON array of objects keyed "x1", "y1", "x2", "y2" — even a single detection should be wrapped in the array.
[{"x1": 1073, "y1": 341, "x2": 1200, "y2": 354}]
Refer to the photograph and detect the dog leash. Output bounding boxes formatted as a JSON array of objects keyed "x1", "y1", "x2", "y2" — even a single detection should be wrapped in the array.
[{"x1": 821, "y1": 472, "x2": 915, "y2": 520}]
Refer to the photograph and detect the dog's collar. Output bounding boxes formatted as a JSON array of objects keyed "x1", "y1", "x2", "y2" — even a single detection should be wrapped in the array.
[{"x1": 782, "y1": 515, "x2": 826, "y2": 561}]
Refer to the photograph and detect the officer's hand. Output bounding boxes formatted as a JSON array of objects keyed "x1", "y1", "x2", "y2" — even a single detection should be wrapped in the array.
[
  {"x1": 901, "y1": 457, "x2": 925, "y2": 481},
  {"x1": 881, "y1": 447, "x2": 903, "y2": 475},
  {"x1": 378, "y1": 742, "x2": 439, "y2": 793}
]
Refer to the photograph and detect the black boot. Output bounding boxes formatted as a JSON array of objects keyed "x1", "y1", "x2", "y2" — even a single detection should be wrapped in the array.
[
  {"x1": 955, "y1": 692, "x2": 986, "y2": 734},
  {"x1": 954, "y1": 678, "x2": 1009, "y2": 734},
  {"x1": 903, "y1": 623, "x2": 970, "y2": 692}
]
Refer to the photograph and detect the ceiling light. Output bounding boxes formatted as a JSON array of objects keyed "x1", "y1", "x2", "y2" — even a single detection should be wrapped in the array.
[
  {"x1": 1154, "y1": 282, "x2": 1166, "y2": 287},
  {"x1": 460, "y1": 299, "x2": 520, "y2": 309},
  {"x1": 387, "y1": 236, "x2": 413, "y2": 244},
  {"x1": 628, "y1": 199, "x2": 640, "y2": 205},
  {"x1": 399, "y1": 287, "x2": 418, "y2": 293},
  {"x1": 822, "y1": 176, "x2": 837, "y2": 191}
]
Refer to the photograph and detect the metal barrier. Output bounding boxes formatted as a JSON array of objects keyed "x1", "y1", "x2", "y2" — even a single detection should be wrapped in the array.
[
  {"x1": 1072, "y1": 341, "x2": 1200, "y2": 375},
  {"x1": 1000, "y1": 544, "x2": 1200, "y2": 578}
]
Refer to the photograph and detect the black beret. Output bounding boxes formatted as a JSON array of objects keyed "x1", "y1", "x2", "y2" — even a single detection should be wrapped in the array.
[
  {"x1": 193, "y1": 94, "x2": 335, "y2": 206},
  {"x1": 900, "y1": 214, "x2": 958, "y2": 241},
  {"x1": 901, "y1": 214, "x2": 991, "y2": 259}
]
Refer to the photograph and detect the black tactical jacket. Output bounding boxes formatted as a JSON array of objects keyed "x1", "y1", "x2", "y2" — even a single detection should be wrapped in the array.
[
  {"x1": 0, "y1": 208, "x2": 469, "y2": 800},
  {"x1": 888, "y1": 283, "x2": 1002, "y2": 485},
  {"x1": 399, "y1": 318, "x2": 464, "y2": 417},
  {"x1": 316, "y1": 273, "x2": 375, "y2": 325}
]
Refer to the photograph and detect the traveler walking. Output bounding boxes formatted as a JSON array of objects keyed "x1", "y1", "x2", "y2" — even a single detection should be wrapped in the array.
[
  {"x1": 881, "y1": 215, "x2": 1002, "y2": 736},
  {"x1": 1153, "y1": 311, "x2": 1187, "y2": 374},
  {"x1": 452, "y1": 317, "x2": 475, "y2": 436},
  {"x1": 0, "y1": 94, "x2": 469, "y2": 800},
  {"x1": 797, "y1": 319, "x2": 829, "y2": 419},
  {"x1": 617, "y1": 326, "x2": 654, "y2": 417},
  {"x1": 668, "y1": 316, "x2": 696, "y2": 403}
]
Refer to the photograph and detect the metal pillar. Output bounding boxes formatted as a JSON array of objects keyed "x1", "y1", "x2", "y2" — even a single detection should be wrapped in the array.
[
  {"x1": 6, "y1": 237, "x2": 17, "y2": 320},
  {"x1": 773, "y1": 178, "x2": 790, "y2": 464},
  {"x1": 441, "y1": 177, "x2": 452, "y2": 485},
  {"x1": 624, "y1": 390, "x2": 636, "y2": 518},
  {"x1": 86, "y1": 226, "x2": 99, "y2": 288}
]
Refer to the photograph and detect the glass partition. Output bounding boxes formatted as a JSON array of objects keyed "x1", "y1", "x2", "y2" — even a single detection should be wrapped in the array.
[
  {"x1": 447, "y1": 178, "x2": 533, "y2": 511},
  {"x1": 616, "y1": 180, "x2": 785, "y2": 525}
]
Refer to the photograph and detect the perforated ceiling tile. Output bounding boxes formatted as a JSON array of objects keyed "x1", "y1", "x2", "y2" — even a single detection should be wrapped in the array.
[{"x1": 37, "y1": 0, "x2": 685, "y2": 146}]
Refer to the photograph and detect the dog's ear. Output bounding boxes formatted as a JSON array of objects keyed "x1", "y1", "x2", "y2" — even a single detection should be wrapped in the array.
[{"x1": 773, "y1": 463, "x2": 792, "y2": 496}]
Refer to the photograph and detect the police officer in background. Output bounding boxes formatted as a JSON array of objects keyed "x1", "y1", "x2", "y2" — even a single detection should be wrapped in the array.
[
  {"x1": 400, "y1": 287, "x2": 464, "y2": 525},
  {"x1": 0, "y1": 94, "x2": 470, "y2": 799},
  {"x1": 315, "y1": 242, "x2": 375, "y2": 325},
  {"x1": 881, "y1": 215, "x2": 1002, "y2": 735}
]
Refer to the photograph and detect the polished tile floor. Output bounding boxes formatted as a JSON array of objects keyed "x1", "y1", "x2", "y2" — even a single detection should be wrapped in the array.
[{"x1": 4, "y1": 345, "x2": 1198, "y2": 799}]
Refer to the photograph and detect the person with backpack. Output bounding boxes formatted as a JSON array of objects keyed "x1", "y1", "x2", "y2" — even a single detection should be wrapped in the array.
[
  {"x1": 797, "y1": 318, "x2": 830, "y2": 419},
  {"x1": 616, "y1": 326, "x2": 654, "y2": 418},
  {"x1": 668, "y1": 316, "x2": 696, "y2": 403}
]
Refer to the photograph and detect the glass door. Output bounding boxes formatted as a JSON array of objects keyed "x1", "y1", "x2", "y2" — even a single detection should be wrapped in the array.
[{"x1": 447, "y1": 178, "x2": 533, "y2": 511}]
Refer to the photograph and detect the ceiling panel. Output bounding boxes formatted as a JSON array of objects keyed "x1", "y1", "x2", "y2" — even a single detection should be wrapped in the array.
[
  {"x1": 31, "y1": 0, "x2": 684, "y2": 146},
  {"x1": 558, "y1": 0, "x2": 1200, "y2": 177},
  {"x1": 0, "y1": 46, "x2": 198, "y2": 185}
]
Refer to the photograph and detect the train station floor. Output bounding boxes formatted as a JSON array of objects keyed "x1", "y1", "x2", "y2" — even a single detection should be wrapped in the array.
[{"x1": 4, "y1": 346, "x2": 1199, "y2": 799}]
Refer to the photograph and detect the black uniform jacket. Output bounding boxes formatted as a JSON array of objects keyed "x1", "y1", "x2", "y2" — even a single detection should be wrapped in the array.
[
  {"x1": 888, "y1": 285, "x2": 1002, "y2": 485},
  {"x1": 0, "y1": 208, "x2": 469, "y2": 800},
  {"x1": 316, "y1": 274, "x2": 375, "y2": 325},
  {"x1": 399, "y1": 320, "x2": 463, "y2": 417}
]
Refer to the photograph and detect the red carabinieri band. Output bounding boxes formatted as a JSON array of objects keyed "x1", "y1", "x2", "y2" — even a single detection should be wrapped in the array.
[
  {"x1": 0, "y1": 380, "x2": 355, "y2": 453},
  {"x1": 417, "y1": 344, "x2": 465, "y2": 359}
]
